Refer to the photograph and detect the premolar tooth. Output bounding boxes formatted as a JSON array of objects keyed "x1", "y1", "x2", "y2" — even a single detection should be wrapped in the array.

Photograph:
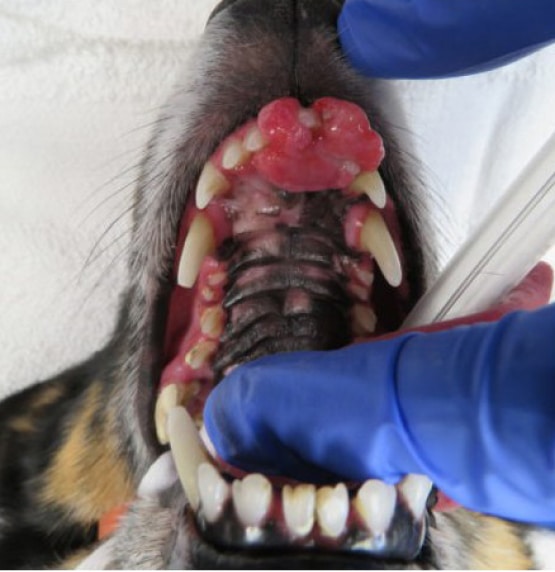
[
  {"x1": 353, "y1": 304, "x2": 377, "y2": 334},
  {"x1": 316, "y1": 483, "x2": 349, "y2": 538},
  {"x1": 185, "y1": 340, "x2": 217, "y2": 370},
  {"x1": 232, "y1": 474, "x2": 272, "y2": 527},
  {"x1": 154, "y1": 384, "x2": 185, "y2": 445},
  {"x1": 355, "y1": 480, "x2": 396, "y2": 536},
  {"x1": 360, "y1": 210, "x2": 402, "y2": 288},
  {"x1": 167, "y1": 406, "x2": 210, "y2": 511},
  {"x1": 350, "y1": 171, "x2": 387, "y2": 208},
  {"x1": 222, "y1": 139, "x2": 251, "y2": 170},
  {"x1": 244, "y1": 126, "x2": 267, "y2": 152},
  {"x1": 298, "y1": 108, "x2": 321, "y2": 129},
  {"x1": 398, "y1": 474, "x2": 433, "y2": 520},
  {"x1": 200, "y1": 306, "x2": 225, "y2": 338},
  {"x1": 198, "y1": 463, "x2": 230, "y2": 523},
  {"x1": 195, "y1": 162, "x2": 230, "y2": 210},
  {"x1": 177, "y1": 213, "x2": 216, "y2": 288},
  {"x1": 283, "y1": 484, "x2": 316, "y2": 538}
]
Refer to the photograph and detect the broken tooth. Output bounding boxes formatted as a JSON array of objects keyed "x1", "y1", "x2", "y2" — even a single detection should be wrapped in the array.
[
  {"x1": 185, "y1": 340, "x2": 218, "y2": 370},
  {"x1": 167, "y1": 406, "x2": 211, "y2": 511},
  {"x1": 200, "y1": 306, "x2": 225, "y2": 338},
  {"x1": 355, "y1": 480, "x2": 396, "y2": 537},
  {"x1": 222, "y1": 139, "x2": 251, "y2": 170},
  {"x1": 177, "y1": 213, "x2": 216, "y2": 289},
  {"x1": 350, "y1": 171, "x2": 387, "y2": 209},
  {"x1": 283, "y1": 484, "x2": 316, "y2": 538},
  {"x1": 398, "y1": 474, "x2": 433, "y2": 520},
  {"x1": 360, "y1": 210, "x2": 402, "y2": 288},
  {"x1": 198, "y1": 463, "x2": 230, "y2": 523},
  {"x1": 195, "y1": 162, "x2": 230, "y2": 210},
  {"x1": 244, "y1": 126, "x2": 267, "y2": 152},
  {"x1": 232, "y1": 474, "x2": 272, "y2": 527},
  {"x1": 353, "y1": 304, "x2": 377, "y2": 335},
  {"x1": 154, "y1": 384, "x2": 186, "y2": 445},
  {"x1": 316, "y1": 483, "x2": 349, "y2": 538}
]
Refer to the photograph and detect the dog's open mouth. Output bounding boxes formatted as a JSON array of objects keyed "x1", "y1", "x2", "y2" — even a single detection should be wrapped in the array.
[{"x1": 150, "y1": 95, "x2": 434, "y2": 563}]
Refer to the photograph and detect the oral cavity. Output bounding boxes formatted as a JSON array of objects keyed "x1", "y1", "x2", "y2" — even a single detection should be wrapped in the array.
[{"x1": 155, "y1": 97, "x2": 426, "y2": 558}]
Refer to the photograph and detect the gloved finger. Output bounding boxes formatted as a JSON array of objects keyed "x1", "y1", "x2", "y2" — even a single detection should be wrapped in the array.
[{"x1": 339, "y1": 0, "x2": 555, "y2": 79}]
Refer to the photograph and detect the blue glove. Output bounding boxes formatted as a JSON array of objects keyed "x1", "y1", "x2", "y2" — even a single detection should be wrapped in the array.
[
  {"x1": 338, "y1": 0, "x2": 555, "y2": 78},
  {"x1": 204, "y1": 303, "x2": 555, "y2": 525}
]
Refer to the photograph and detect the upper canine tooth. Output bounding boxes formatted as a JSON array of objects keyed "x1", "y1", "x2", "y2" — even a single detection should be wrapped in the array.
[
  {"x1": 198, "y1": 463, "x2": 230, "y2": 523},
  {"x1": 283, "y1": 484, "x2": 316, "y2": 538},
  {"x1": 155, "y1": 384, "x2": 185, "y2": 445},
  {"x1": 232, "y1": 474, "x2": 272, "y2": 527},
  {"x1": 177, "y1": 213, "x2": 216, "y2": 289},
  {"x1": 360, "y1": 210, "x2": 402, "y2": 288},
  {"x1": 398, "y1": 474, "x2": 433, "y2": 520},
  {"x1": 316, "y1": 483, "x2": 349, "y2": 538},
  {"x1": 195, "y1": 162, "x2": 230, "y2": 210},
  {"x1": 350, "y1": 171, "x2": 387, "y2": 208},
  {"x1": 244, "y1": 126, "x2": 267, "y2": 152},
  {"x1": 222, "y1": 139, "x2": 251, "y2": 170},
  {"x1": 355, "y1": 480, "x2": 396, "y2": 536},
  {"x1": 167, "y1": 406, "x2": 211, "y2": 511}
]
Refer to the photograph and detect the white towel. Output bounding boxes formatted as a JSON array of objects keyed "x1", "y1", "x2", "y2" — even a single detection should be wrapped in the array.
[{"x1": 1, "y1": 1, "x2": 554, "y2": 401}]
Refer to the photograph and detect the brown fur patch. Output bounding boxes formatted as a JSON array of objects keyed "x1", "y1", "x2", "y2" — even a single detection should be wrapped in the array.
[
  {"x1": 7, "y1": 384, "x2": 65, "y2": 433},
  {"x1": 470, "y1": 514, "x2": 532, "y2": 569},
  {"x1": 40, "y1": 381, "x2": 135, "y2": 524}
]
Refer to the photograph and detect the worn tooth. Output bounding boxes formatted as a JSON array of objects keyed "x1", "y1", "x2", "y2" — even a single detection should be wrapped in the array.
[
  {"x1": 244, "y1": 126, "x2": 267, "y2": 152},
  {"x1": 355, "y1": 480, "x2": 396, "y2": 536},
  {"x1": 200, "y1": 306, "x2": 225, "y2": 338},
  {"x1": 283, "y1": 484, "x2": 316, "y2": 538},
  {"x1": 185, "y1": 340, "x2": 218, "y2": 370},
  {"x1": 398, "y1": 474, "x2": 433, "y2": 520},
  {"x1": 198, "y1": 463, "x2": 230, "y2": 523},
  {"x1": 154, "y1": 384, "x2": 185, "y2": 445},
  {"x1": 316, "y1": 483, "x2": 349, "y2": 538},
  {"x1": 177, "y1": 213, "x2": 216, "y2": 288},
  {"x1": 232, "y1": 474, "x2": 272, "y2": 527},
  {"x1": 350, "y1": 171, "x2": 387, "y2": 209},
  {"x1": 360, "y1": 210, "x2": 402, "y2": 288},
  {"x1": 222, "y1": 139, "x2": 251, "y2": 170},
  {"x1": 195, "y1": 162, "x2": 230, "y2": 210},
  {"x1": 353, "y1": 304, "x2": 377, "y2": 334},
  {"x1": 167, "y1": 406, "x2": 211, "y2": 511}
]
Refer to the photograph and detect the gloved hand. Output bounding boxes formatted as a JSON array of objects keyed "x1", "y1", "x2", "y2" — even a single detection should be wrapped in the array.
[
  {"x1": 338, "y1": 0, "x2": 555, "y2": 78},
  {"x1": 203, "y1": 265, "x2": 555, "y2": 525}
]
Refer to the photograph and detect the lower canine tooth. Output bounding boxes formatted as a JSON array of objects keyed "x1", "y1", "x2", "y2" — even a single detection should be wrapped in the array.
[
  {"x1": 167, "y1": 406, "x2": 210, "y2": 511},
  {"x1": 398, "y1": 474, "x2": 433, "y2": 520},
  {"x1": 283, "y1": 484, "x2": 316, "y2": 538},
  {"x1": 198, "y1": 463, "x2": 230, "y2": 523},
  {"x1": 154, "y1": 384, "x2": 185, "y2": 445},
  {"x1": 195, "y1": 162, "x2": 230, "y2": 209},
  {"x1": 360, "y1": 210, "x2": 402, "y2": 288},
  {"x1": 350, "y1": 171, "x2": 387, "y2": 208},
  {"x1": 177, "y1": 213, "x2": 216, "y2": 289},
  {"x1": 316, "y1": 483, "x2": 349, "y2": 538},
  {"x1": 232, "y1": 474, "x2": 272, "y2": 527},
  {"x1": 355, "y1": 480, "x2": 396, "y2": 536}
]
